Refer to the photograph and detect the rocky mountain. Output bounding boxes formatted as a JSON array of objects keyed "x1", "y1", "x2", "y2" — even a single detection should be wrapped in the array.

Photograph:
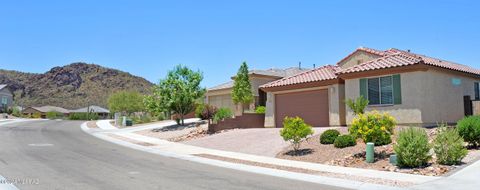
[{"x1": 0, "y1": 63, "x2": 153, "y2": 109}]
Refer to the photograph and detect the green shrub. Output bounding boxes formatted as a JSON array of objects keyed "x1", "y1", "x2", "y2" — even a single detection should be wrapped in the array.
[
  {"x1": 195, "y1": 104, "x2": 205, "y2": 118},
  {"x1": 280, "y1": 117, "x2": 314, "y2": 151},
  {"x1": 394, "y1": 127, "x2": 431, "y2": 168},
  {"x1": 255, "y1": 106, "x2": 266, "y2": 114},
  {"x1": 12, "y1": 107, "x2": 22, "y2": 117},
  {"x1": 456, "y1": 116, "x2": 480, "y2": 147},
  {"x1": 434, "y1": 124, "x2": 468, "y2": 165},
  {"x1": 320, "y1": 129, "x2": 340, "y2": 144},
  {"x1": 32, "y1": 112, "x2": 42, "y2": 118},
  {"x1": 349, "y1": 111, "x2": 396, "y2": 145},
  {"x1": 156, "y1": 112, "x2": 166, "y2": 121},
  {"x1": 345, "y1": 95, "x2": 369, "y2": 115},
  {"x1": 46, "y1": 111, "x2": 64, "y2": 119},
  {"x1": 334, "y1": 135, "x2": 357, "y2": 148},
  {"x1": 68, "y1": 113, "x2": 99, "y2": 120},
  {"x1": 213, "y1": 108, "x2": 233, "y2": 122},
  {"x1": 132, "y1": 114, "x2": 152, "y2": 124}
]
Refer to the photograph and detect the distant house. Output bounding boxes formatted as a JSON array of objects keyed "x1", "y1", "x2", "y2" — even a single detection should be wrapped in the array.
[
  {"x1": 22, "y1": 106, "x2": 70, "y2": 118},
  {"x1": 0, "y1": 84, "x2": 13, "y2": 112},
  {"x1": 70, "y1": 105, "x2": 110, "y2": 119},
  {"x1": 205, "y1": 67, "x2": 308, "y2": 114}
]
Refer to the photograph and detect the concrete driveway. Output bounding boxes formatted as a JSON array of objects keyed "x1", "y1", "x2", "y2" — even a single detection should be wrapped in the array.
[{"x1": 183, "y1": 127, "x2": 343, "y2": 157}]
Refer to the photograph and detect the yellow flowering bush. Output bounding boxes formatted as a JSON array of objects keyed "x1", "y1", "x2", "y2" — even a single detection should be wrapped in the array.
[{"x1": 349, "y1": 111, "x2": 396, "y2": 145}]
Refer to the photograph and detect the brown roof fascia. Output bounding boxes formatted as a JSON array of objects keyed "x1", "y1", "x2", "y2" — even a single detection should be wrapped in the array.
[
  {"x1": 261, "y1": 78, "x2": 343, "y2": 92},
  {"x1": 337, "y1": 64, "x2": 429, "y2": 79}
]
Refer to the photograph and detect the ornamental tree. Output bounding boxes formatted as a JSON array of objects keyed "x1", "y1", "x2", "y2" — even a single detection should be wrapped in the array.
[
  {"x1": 148, "y1": 65, "x2": 205, "y2": 126},
  {"x1": 232, "y1": 62, "x2": 254, "y2": 113}
]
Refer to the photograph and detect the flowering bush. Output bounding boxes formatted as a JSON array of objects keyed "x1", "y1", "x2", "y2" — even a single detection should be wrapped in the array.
[
  {"x1": 280, "y1": 117, "x2": 314, "y2": 152},
  {"x1": 349, "y1": 111, "x2": 396, "y2": 145}
]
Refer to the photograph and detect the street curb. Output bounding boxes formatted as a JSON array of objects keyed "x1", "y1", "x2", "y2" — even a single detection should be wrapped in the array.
[{"x1": 81, "y1": 122, "x2": 405, "y2": 190}]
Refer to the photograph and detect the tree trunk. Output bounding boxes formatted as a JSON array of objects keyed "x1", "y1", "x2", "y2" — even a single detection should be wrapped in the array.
[{"x1": 180, "y1": 114, "x2": 185, "y2": 126}]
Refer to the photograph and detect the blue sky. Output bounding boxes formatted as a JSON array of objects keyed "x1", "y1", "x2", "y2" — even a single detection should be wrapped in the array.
[{"x1": 1, "y1": 0, "x2": 479, "y2": 87}]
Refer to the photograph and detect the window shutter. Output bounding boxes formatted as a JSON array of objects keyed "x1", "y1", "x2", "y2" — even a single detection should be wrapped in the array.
[
  {"x1": 360, "y1": 78, "x2": 367, "y2": 99},
  {"x1": 393, "y1": 74, "x2": 402, "y2": 104}
]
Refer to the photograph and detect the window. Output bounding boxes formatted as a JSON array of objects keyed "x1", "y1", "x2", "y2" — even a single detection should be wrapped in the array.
[
  {"x1": 367, "y1": 76, "x2": 393, "y2": 105},
  {"x1": 475, "y1": 82, "x2": 479, "y2": 100},
  {"x1": 1, "y1": 97, "x2": 7, "y2": 105},
  {"x1": 360, "y1": 74, "x2": 401, "y2": 105}
]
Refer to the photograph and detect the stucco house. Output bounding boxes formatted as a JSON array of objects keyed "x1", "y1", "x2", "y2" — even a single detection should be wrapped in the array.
[
  {"x1": 22, "y1": 106, "x2": 70, "y2": 118},
  {"x1": 0, "y1": 84, "x2": 13, "y2": 112},
  {"x1": 206, "y1": 67, "x2": 307, "y2": 114},
  {"x1": 70, "y1": 105, "x2": 110, "y2": 119},
  {"x1": 260, "y1": 47, "x2": 480, "y2": 127}
]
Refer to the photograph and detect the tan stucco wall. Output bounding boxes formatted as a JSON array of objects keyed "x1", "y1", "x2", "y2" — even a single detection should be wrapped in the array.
[
  {"x1": 345, "y1": 69, "x2": 479, "y2": 125},
  {"x1": 206, "y1": 92, "x2": 236, "y2": 112},
  {"x1": 206, "y1": 76, "x2": 278, "y2": 114},
  {"x1": 338, "y1": 51, "x2": 381, "y2": 69},
  {"x1": 264, "y1": 85, "x2": 345, "y2": 127},
  {"x1": 264, "y1": 92, "x2": 275, "y2": 128},
  {"x1": 249, "y1": 76, "x2": 278, "y2": 96},
  {"x1": 329, "y1": 84, "x2": 346, "y2": 126}
]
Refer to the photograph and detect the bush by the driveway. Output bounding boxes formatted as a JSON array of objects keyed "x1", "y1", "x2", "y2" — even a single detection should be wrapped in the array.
[
  {"x1": 434, "y1": 125, "x2": 468, "y2": 165},
  {"x1": 333, "y1": 135, "x2": 356, "y2": 148},
  {"x1": 280, "y1": 117, "x2": 314, "y2": 152},
  {"x1": 394, "y1": 127, "x2": 431, "y2": 168},
  {"x1": 320, "y1": 129, "x2": 340, "y2": 144},
  {"x1": 349, "y1": 111, "x2": 396, "y2": 145}
]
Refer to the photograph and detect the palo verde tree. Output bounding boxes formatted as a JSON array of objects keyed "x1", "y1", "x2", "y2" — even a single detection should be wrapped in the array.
[
  {"x1": 232, "y1": 62, "x2": 253, "y2": 113},
  {"x1": 148, "y1": 65, "x2": 205, "y2": 126},
  {"x1": 108, "y1": 91, "x2": 145, "y2": 115}
]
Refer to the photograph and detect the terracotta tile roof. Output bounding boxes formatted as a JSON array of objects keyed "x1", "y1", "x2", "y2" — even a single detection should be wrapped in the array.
[
  {"x1": 338, "y1": 52, "x2": 421, "y2": 74},
  {"x1": 388, "y1": 49, "x2": 480, "y2": 75},
  {"x1": 260, "y1": 65, "x2": 339, "y2": 88},
  {"x1": 339, "y1": 48, "x2": 480, "y2": 75},
  {"x1": 260, "y1": 47, "x2": 480, "y2": 90}
]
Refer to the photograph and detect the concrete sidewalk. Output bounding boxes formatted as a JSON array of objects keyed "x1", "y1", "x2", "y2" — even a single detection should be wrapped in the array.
[{"x1": 412, "y1": 157, "x2": 480, "y2": 190}]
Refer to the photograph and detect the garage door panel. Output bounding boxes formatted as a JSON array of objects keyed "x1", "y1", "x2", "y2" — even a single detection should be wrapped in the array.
[{"x1": 275, "y1": 89, "x2": 329, "y2": 127}]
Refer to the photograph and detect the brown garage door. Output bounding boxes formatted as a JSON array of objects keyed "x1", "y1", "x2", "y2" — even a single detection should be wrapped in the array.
[{"x1": 275, "y1": 89, "x2": 329, "y2": 128}]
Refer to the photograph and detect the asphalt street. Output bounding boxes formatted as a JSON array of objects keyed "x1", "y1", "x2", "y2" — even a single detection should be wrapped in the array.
[{"x1": 0, "y1": 120, "x2": 348, "y2": 190}]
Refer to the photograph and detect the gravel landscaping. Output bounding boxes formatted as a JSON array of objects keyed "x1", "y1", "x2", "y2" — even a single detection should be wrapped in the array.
[
  {"x1": 135, "y1": 122, "x2": 208, "y2": 141},
  {"x1": 277, "y1": 126, "x2": 480, "y2": 176},
  {"x1": 196, "y1": 153, "x2": 414, "y2": 187}
]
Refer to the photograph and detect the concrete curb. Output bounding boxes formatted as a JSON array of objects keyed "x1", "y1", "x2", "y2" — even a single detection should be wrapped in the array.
[
  {"x1": 81, "y1": 122, "x2": 406, "y2": 190},
  {"x1": 96, "y1": 120, "x2": 118, "y2": 130}
]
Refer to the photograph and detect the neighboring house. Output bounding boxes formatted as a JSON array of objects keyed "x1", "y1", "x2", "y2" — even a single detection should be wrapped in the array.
[
  {"x1": 0, "y1": 84, "x2": 13, "y2": 112},
  {"x1": 260, "y1": 47, "x2": 480, "y2": 127},
  {"x1": 206, "y1": 67, "x2": 308, "y2": 114},
  {"x1": 22, "y1": 106, "x2": 70, "y2": 118},
  {"x1": 70, "y1": 105, "x2": 110, "y2": 119}
]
